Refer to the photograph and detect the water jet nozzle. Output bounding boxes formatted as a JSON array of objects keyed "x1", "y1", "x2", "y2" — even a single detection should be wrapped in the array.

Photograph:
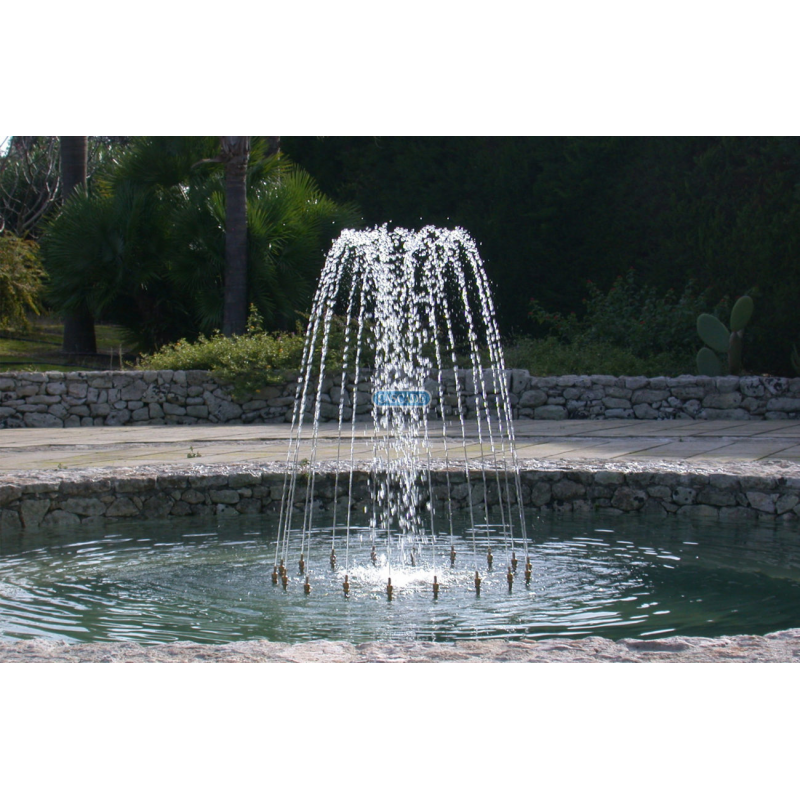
[
  {"x1": 330, "y1": 548, "x2": 337, "y2": 569},
  {"x1": 450, "y1": 546, "x2": 456, "y2": 567},
  {"x1": 370, "y1": 545, "x2": 377, "y2": 566},
  {"x1": 271, "y1": 566, "x2": 278, "y2": 585},
  {"x1": 387, "y1": 577, "x2": 393, "y2": 601},
  {"x1": 525, "y1": 558, "x2": 532, "y2": 586},
  {"x1": 507, "y1": 566, "x2": 514, "y2": 591},
  {"x1": 281, "y1": 573, "x2": 289, "y2": 591},
  {"x1": 410, "y1": 550, "x2": 416, "y2": 567},
  {"x1": 299, "y1": 553, "x2": 305, "y2": 575},
  {"x1": 279, "y1": 559, "x2": 286, "y2": 579},
  {"x1": 433, "y1": 575, "x2": 440, "y2": 599},
  {"x1": 304, "y1": 575, "x2": 311, "y2": 595},
  {"x1": 511, "y1": 552, "x2": 518, "y2": 572},
  {"x1": 343, "y1": 575, "x2": 350, "y2": 597},
  {"x1": 474, "y1": 571, "x2": 482, "y2": 595},
  {"x1": 487, "y1": 548, "x2": 493, "y2": 570}
]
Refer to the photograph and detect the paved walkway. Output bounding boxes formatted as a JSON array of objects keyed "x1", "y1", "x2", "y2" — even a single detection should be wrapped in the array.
[{"x1": 1, "y1": 419, "x2": 799, "y2": 471}]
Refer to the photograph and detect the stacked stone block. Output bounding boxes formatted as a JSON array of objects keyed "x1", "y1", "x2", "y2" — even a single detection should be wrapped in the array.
[
  {"x1": 1, "y1": 369, "x2": 800, "y2": 428},
  {"x1": 0, "y1": 463, "x2": 796, "y2": 532}
]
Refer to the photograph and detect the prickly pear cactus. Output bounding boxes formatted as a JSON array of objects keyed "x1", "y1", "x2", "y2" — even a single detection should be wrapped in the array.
[
  {"x1": 696, "y1": 295, "x2": 753, "y2": 376},
  {"x1": 730, "y1": 295, "x2": 754, "y2": 332},
  {"x1": 697, "y1": 314, "x2": 730, "y2": 353},
  {"x1": 697, "y1": 346, "x2": 723, "y2": 377}
]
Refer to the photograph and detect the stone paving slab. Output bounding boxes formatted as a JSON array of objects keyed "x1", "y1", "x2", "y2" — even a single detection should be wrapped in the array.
[{"x1": 1, "y1": 420, "x2": 800, "y2": 471}]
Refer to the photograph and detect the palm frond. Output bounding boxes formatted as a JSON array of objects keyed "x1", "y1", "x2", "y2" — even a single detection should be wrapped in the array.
[{"x1": 39, "y1": 137, "x2": 361, "y2": 349}]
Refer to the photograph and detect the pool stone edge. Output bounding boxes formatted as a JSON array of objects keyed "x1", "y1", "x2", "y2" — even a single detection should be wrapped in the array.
[
  {"x1": 0, "y1": 458, "x2": 798, "y2": 532},
  {"x1": 1, "y1": 628, "x2": 800, "y2": 662}
]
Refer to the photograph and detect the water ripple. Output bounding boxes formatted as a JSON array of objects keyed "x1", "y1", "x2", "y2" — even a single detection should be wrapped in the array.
[{"x1": 1, "y1": 513, "x2": 800, "y2": 644}]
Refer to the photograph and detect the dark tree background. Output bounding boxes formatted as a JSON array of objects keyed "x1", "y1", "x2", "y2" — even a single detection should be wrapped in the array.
[{"x1": 283, "y1": 136, "x2": 800, "y2": 375}]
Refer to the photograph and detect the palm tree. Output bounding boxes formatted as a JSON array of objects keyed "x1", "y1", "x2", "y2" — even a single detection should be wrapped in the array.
[
  {"x1": 60, "y1": 136, "x2": 97, "y2": 355},
  {"x1": 41, "y1": 137, "x2": 360, "y2": 351},
  {"x1": 220, "y1": 136, "x2": 250, "y2": 336}
]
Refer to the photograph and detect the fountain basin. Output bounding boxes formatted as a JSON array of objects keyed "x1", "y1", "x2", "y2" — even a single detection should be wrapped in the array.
[
  {"x1": 2, "y1": 505, "x2": 800, "y2": 650},
  {"x1": 2, "y1": 457, "x2": 797, "y2": 658},
  {"x1": 1, "y1": 460, "x2": 799, "y2": 661}
]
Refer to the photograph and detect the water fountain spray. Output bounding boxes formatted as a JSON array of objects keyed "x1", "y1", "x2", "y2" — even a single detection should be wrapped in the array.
[{"x1": 275, "y1": 225, "x2": 527, "y2": 594}]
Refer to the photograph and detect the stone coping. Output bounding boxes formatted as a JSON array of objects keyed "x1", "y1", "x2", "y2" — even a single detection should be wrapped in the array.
[
  {"x1": 1, "y1": 457, "x2": 799, "y2": 531},
  {"x1": 1, "y1": 629, "x2": 799, "y2": 662}
]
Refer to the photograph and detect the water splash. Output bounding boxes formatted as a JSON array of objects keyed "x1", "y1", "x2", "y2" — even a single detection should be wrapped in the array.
[{"x1": 276, "y1": 225, "x2": 527, "y2": 582}]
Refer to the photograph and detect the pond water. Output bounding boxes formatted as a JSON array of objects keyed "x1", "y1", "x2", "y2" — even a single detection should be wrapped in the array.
[{"x1": 1, "y1": 512, "x2": 800, "y2": 645}]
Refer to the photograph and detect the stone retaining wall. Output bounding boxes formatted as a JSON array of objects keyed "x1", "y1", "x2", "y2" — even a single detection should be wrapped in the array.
[
  {"x1": 1, "y1": 461, "x2": 797, "y2": 532},
  {"x1": 512, "y1": 373, "x2": 800, "y2": 421},
  {"x1": 1, "y1": 369, "x2": 799, "y2": 428}
]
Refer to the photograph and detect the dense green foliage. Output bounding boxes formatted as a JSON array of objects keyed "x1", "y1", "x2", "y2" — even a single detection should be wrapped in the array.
[
  {"x1": 283, "y1": 136, "x2": 800, "y2": 375},
  {"x1": 8, "y1": 135, "x2": 797, "y2": 377},
  {"x1": 0, "y1": 232, "x2": 44, "y2": 331},
  {"x1": 40, "y1": 137, "x2": 360, "y2": 351},
  {"x1": 529, "y1": 269, "x2": 708, "y2": 363},
  {"x1": 503, "y1": 337, "x2": 692, "y2": 377},
  {"x1": 519, "y1": 270, "x2": 709, "y2": 375}
]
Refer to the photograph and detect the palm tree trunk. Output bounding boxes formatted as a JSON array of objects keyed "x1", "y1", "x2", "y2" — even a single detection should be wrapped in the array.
[
  {"x1": 221, "y1": 136, "x2": 250, "y2": 336},
  {"x1": 60, "y1": 136, "x2": 97, "y2": 355},
  {"x1": 264, "y1": 136, "x2": 281, "y2": 157},
  {"x1": 60, "y1": 136, "x2": 87, "y2": 197}
]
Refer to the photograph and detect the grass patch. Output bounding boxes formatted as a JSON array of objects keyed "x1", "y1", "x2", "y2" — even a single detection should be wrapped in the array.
[{"x1": 0, "y1": 316, "x2": 130, "y2": 372}]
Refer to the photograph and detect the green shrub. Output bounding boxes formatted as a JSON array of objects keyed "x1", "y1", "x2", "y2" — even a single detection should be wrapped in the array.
[
  {"x1": 138, "y1": 308, "x2": 365, "y2": 395},
  {"x1": 139, "y1": 314, "x2": 306, "y2": 394},
  {"x1": 0, "y1": 233, "x2": 44, "y2": 331},
  {"x1": 529, "y1": 269, "x2": 709, "y2": 366},
  {"x1": 503, "y1": 336, "x2": 694, "y2": 377}
]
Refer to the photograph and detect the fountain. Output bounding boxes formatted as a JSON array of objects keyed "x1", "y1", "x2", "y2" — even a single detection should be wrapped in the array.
[
  {"x1": 274, "y1": 225, "x2": 528, "y2": 597},
  {"x1": 2, "y1": 227, "x2": 800, "y2": 656}
]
